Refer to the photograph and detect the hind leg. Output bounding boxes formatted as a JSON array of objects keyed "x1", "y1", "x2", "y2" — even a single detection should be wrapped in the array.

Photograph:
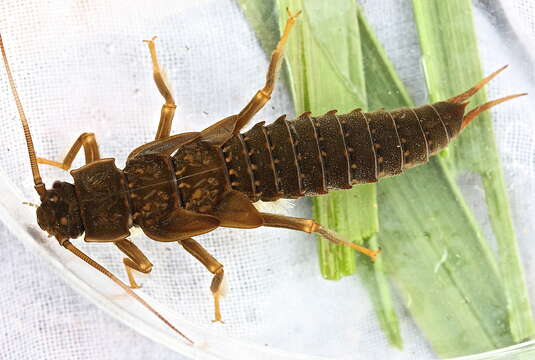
[
  {"x1": 233, "y1": 9, "x2": 301, "y2": 133},
  {"x1": 261, "y1": 213, "x2": 379, "y2": 261},
  {"x1": 179, "y1": 238, "x2": 225, "y2": 322},
  {"x1": 37, "y1": 132, "x2": 100, "y2": 169}
]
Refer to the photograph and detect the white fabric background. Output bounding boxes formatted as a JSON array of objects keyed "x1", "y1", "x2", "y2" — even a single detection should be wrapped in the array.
[{"x1": 0, "y1": 0, "x2": 534, "y2": 359}]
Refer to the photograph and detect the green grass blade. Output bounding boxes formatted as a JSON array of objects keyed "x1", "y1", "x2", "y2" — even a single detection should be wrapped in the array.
[
  {"x1": 359, "y1": 235, "x2": 402, "y2": 349},
  {"x1": 358, "y1": 6, "x2": 513, "y2": 355},
  {"x1": 272, "y1": 0, "x2": 378, "y2": 280},
  {"x1": 235, "y1": 0, "x2": 279, "y2": 55},
  {"x1": 238, "y1": 0, "x2": 401, "y2": 345},
  {"x1": 355, "y1": 9, "x2": 408, "y2": 348},
  {"x1": 412, "y1": 0, "x2": 535, "y2": 343},
  {"x1": 357, "y1": 9, "x2": 412, "y2": 109},
  {"x1": 237, "y1": 0, "x2": 526, "y2": 356},
  {"x1": 379, "y1": 159, "x2": 514, "y2": 356}
]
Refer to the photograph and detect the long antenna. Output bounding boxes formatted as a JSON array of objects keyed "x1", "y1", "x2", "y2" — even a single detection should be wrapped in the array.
[
  {"x1": 63, "y1": 241, "x2": 194, "y2": 344},
  {"x1": 0, "y1": 34, "x2": 45, "y2": 196}
]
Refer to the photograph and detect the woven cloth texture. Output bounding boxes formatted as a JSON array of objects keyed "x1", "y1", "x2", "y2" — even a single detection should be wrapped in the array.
[{"x1": 1, "y1": 0, "x2": 534, "y2": 359}]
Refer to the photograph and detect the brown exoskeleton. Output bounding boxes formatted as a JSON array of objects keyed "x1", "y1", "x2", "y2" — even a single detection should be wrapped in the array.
[{"x1": 1, "y1": 10, "x2": 525, "y2": 344}]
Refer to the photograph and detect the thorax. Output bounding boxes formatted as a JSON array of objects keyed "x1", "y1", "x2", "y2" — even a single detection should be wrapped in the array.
[
  {"x1": 172, "y1": 140, "x2": 231, "y2": 214},
  {"x1": 71, "y1": 158, "x2": 131, "y2": 242}
]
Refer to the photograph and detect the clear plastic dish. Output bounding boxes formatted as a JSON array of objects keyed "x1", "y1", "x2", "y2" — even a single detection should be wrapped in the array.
[{"x1": 1, "y1": 0, "x2": 535, "y2": 359}]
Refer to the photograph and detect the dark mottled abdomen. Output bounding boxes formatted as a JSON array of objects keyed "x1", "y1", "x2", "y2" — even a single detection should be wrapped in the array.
[
  {"x1": 265, "y1": 115, "x2": 304, "y2": 197},
  {"x1": 311, "y1": 111, "x2": 352, "y2": 190},
  {"x1": 338, "y1": 110, "x2": 377, "y2": 184},
  {"x1": 224, "y1": 101, "x2": 466, "y2": 201},
  {"x1": 390, "y1": 108, "x2": 428, "y2": 168},
  {"x1": 367, "y1": 110, "x2": 403, "y2": 178},
  {"x1": 242, "y1": 121, "x2": 281, "y2": 200}
]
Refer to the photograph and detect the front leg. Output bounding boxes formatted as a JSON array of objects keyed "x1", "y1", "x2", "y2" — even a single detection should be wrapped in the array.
[
  {"x1": 115, "y1": 239, "x2": 153, "y2": 289},
  {"x1": 179, "y1": 238, "x2": 225, "y2": 323},
  {"x1": 37, "y1": 132, "x2": 100, "y2": 170}
]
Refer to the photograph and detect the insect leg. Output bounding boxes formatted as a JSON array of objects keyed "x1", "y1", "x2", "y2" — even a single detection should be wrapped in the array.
[
  {"x1": 260, "y1": 213, "x2": 379, "y2": 262},
  {"x1": 115, "y1": 239, "x2": 153, "y2": 289},
  {"x1": 233, "y1": 9, "x2": 301, "y2": 134},
  {"x1": 144, "y1": 36, "x2": 177, "y2": 140},
  {"x1": 179, "y1": 238, "x2": 225, "y2": 323},
  {"x1": 37, "y1": 132, "x2": 100, "y2": 170},
  {"x1": 127, "y1": 132, "x2": 200, "y2": 160},
  {"x1": 199, "y1": 9, "x2": 300, "y2": 146},
  {"x1": 63, "y1": 240, "x2": 193, "y2": 343}
]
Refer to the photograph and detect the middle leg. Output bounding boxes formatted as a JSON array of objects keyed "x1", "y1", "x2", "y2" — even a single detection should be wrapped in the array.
[
  {"x1": 144, "y1": 36, "x2": 177, "y2": 140},
  {"x1": 179, "y1": 238, "x2": 225, "y2": 322}
]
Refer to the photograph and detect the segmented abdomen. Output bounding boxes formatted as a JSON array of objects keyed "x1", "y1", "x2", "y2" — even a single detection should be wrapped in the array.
[{"x1": 223, "y1": 101, "x2": 465, "y2": 202}]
